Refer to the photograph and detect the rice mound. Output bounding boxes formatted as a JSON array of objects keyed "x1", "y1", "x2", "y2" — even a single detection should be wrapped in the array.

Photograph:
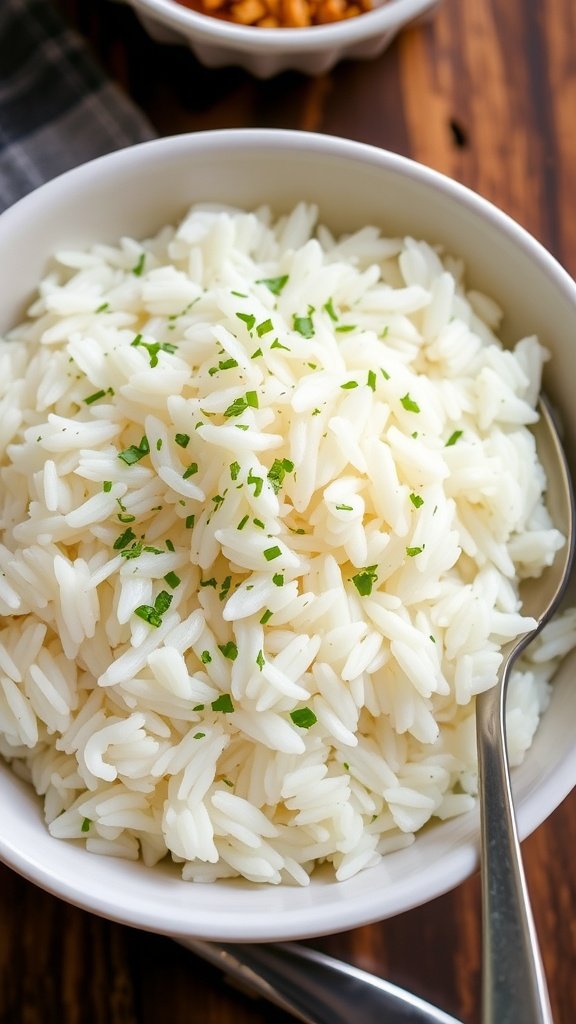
[{"x1": 0, "y1": 202, "x2": 574, "y2": 886}]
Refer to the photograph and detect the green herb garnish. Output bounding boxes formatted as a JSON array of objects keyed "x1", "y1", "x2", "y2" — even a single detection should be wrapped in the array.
[
  {"x1": 293, "y1": 313, "x2": 314, "y2": 339},
  {"x1": 267, "y1": 457, "x2": 294, "y2": 494},
  {"x1": 134, "y1": 592, "x2": 172, "y2": 628},
  {"x1": 290, "y1": 707, "x2": 317, "y2": 729},
  {"x1": 118, "y1": 436, "x2": 149, "y2": 465},
  {"x1": 236, "y1": 312, "x2": 256, "y2": 332},
  {"x1": 256, "y1": 318, "x2": 273, "y2": 337},
  {"x1": 351, "y1": 565, "x2": 378, "y2": 597},
  {"x1": 84, "y1": 389, "x2": 107, "y2": 405},
  {"x1": 217, "y1": 642, "x2": 238, "y2": 662},
  {"x1": 263, "y1": 545, "x2": 282, "y2": 562},
  {"x1": 211, "y1": 693, "x2": 235, "y2": 712},
  {"x1": 113, "y1": 527, "x2": 136, "y2": 550},
  {"x1": 406, "y1": 545, "x2": 424, "y2": 557},
  {"x1": 400, "y1": 393, "x2": 420, "y2": 413},
  {"x1": 409, "y1": 493, "x2": 424, "y2": 508},
  {"x1": 247, "y1": 469, "x2": 263, "y2": 497},
  {"x1": 257, "y1": 274, "x2": 289, "y2": 295},
  {"x1": 132, "y1": 253, "x2": 146, "y2": 276}
]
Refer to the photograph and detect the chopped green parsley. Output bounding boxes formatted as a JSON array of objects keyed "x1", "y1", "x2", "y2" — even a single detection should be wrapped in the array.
[
  {"x1": 113, "y1": 527, "x2": 136, "y2": 550},
  {"x1": 409, "y1": 493, "x2": 424, "y2": 508},
  {"x1": 236, "y1": 312, "x2": 256, "y2": 332},
  {"x1": 131, "y1": 253, "x2": 146, "y2": 276},
  {"x1": 224, "y1": 392, "x2": 258, "y2": 418},
  {"x1": 406, "y1": 545, "x2": 424, "y2": 557},
  {"x1": 290, "y1": 707, "x2": 317, "y2": 729},
  {"x1": 351, "y1": 565, "x2": 378, "y2": 597},
  {"x1": 256, "y1": 318, "x2": 273, "y2": 337},
  {"x1": 247, "y1": 469, "x2": 263, "y2": 497},
  {"x1": 84, "y1": 389, "x2": 107, "y2": 405},
  {"x1": 134, "y1": 589, "x2": 173, "y2": 628},
  {"x1": 293, "y1": 312, "x2": 314, "y2": 339},
  {"x1": 118, "y1": 436, "x2": 149, "y2": 465},
  {"x1": 217, "y1": 642, "x2": 238, "y2": 662},
  {"x1": 263, "y1": 545, "x2": 282, "y2": 562},
  {"x1": 400, "y1": 393, "x2": 420, "y2": 413},
  {"x1": 267, "y1": 457, "x2": 294, "y2": 494},
  {"x1": 256, "y1": 274, "x2": 289, "y2": 295},
  {"x1": 211, "y1": 693, "x2": 235, "y2": 712}
]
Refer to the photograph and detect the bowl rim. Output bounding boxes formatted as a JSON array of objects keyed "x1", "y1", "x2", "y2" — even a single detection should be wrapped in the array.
[
  {"x1": 128, "y1": 0, "x2": 440, "y2": 51},
  {"x1": 0, "y1": 128, "x2": 575, "y2": 942}
]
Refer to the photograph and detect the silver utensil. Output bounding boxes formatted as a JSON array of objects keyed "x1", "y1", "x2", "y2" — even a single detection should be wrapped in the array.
[
  {"x1": 180, "y1": 937, "x2": 463, "y2": 1023},
  {"x1": 476, "y1": 397, "x2": 575, "y2": 1024}
]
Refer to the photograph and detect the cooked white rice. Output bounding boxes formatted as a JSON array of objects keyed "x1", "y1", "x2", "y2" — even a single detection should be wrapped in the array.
[{"x1": 1, "y1": 202, "x2": 574, "y2": 885}]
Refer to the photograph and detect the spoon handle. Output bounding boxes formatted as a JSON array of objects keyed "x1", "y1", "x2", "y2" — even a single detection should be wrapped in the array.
[
  {"x1": 476, "y1": 666, "x2": 554, "y2": 1024},
  {"x1": 179, "y1": 937, "x2": 463, "y2": 1024}
]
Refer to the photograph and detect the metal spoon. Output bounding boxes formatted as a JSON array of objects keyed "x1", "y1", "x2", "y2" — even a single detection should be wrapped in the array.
[
  {"x1": 179, "y1": 937, "x2": 464, "y2": 1023},
  {"x1": 476, "y1": 396, "x2": 575, "y2": 1024}
]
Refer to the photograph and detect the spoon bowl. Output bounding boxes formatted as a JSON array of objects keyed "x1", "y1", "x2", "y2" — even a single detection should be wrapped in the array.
[{"x1": 476, "y1": 396, "x2": 575, "y2": 1024}]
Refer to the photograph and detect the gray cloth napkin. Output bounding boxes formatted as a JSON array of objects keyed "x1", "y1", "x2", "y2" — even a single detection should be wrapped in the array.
[{"x1": 0, "y1": 0, "x2": 155, "y2": 212}]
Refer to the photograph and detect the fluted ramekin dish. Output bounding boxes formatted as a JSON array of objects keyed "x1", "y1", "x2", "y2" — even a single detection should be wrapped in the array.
[{"x1": 124, "y1": 0, "x2": 441, "y2": 77}]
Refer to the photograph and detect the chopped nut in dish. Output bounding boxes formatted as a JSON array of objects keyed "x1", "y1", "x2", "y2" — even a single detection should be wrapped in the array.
[{"x1": 174, "y1": 0, "x2": 373, "y2": 28}]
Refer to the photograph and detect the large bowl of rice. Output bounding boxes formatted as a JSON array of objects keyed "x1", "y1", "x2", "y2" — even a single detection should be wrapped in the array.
[{"x1": 0, "y1": 129, "x2": 575, "y2": 942}]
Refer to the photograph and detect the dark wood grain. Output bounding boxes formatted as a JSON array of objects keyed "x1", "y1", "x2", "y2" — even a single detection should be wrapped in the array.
[{"x1": 2, "y1": 1, "x2": 576, "y2": 1021}]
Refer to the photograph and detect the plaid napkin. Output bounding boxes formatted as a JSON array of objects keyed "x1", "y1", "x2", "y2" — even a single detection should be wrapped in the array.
[{"x1": 0, "y1": 0, "x2": 155, "y2": 212}]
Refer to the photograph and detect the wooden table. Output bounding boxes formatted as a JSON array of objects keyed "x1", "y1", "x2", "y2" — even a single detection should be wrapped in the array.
[{"x1": 2, "y1": 1, "x2": 575, "y2": 1021}]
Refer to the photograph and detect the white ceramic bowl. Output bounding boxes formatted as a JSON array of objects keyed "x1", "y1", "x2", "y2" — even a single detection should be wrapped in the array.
[
  {"x1": 123, "y1": 0, "x2": 441, "y2": 77},
  {"x1": 1, "y1": 130, "x2": 575, "y2": 942}
]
